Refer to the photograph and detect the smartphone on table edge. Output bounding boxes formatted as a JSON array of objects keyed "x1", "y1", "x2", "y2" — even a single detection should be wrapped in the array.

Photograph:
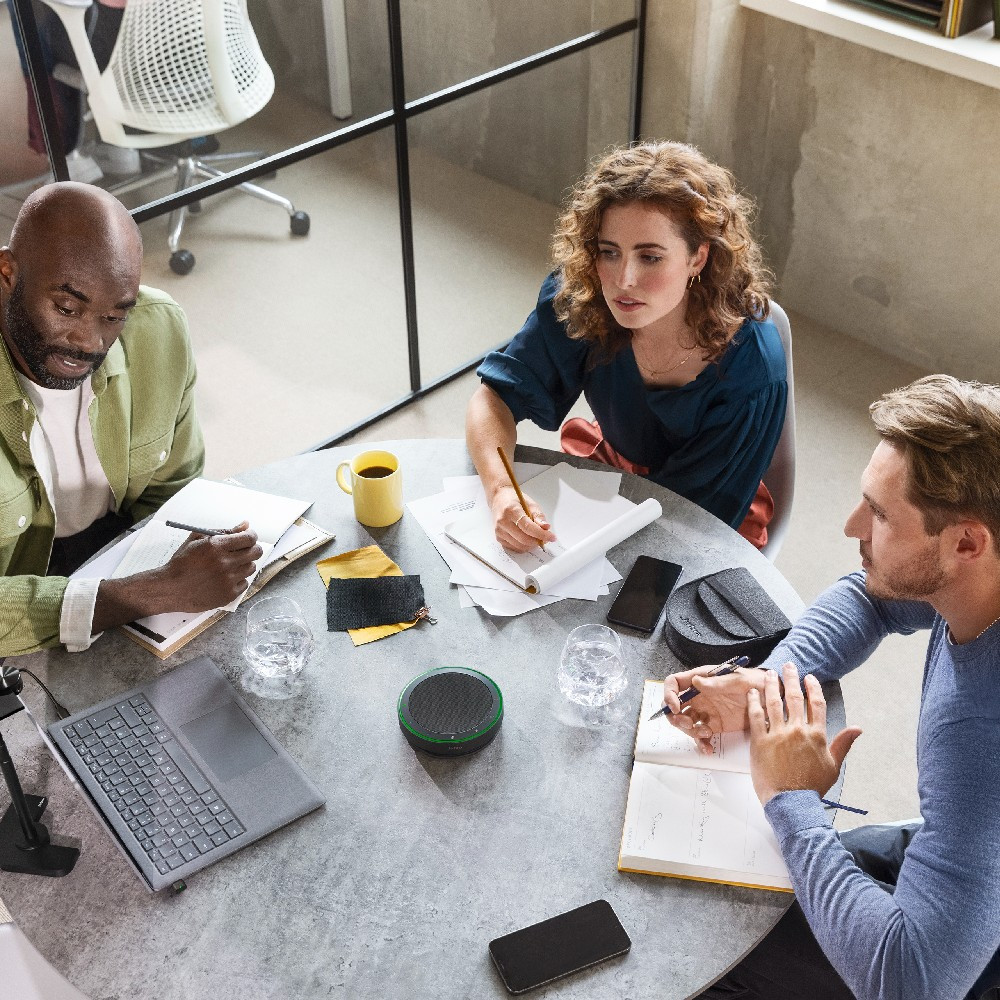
[{"x1": 489, "y1": 899, "x2": 631, "y2": 994}]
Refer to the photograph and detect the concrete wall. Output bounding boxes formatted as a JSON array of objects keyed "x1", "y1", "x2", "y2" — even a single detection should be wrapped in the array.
[
  {"x1": 641, "y1": 0, "x2": 1000, "y2": 382},
  {"x1": 400, "y1": 0, "x2": 631, "y2": 205}
]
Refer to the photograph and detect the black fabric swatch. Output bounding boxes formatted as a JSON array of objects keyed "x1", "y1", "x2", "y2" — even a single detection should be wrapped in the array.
[{"x1": 326, "y1": 575, "x2": 426, "y2": 631}]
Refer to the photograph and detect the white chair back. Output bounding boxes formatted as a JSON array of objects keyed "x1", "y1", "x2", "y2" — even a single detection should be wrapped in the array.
[
  {"x1": 40, "y1": 0, "x2": 274, "y2": 148},
  {"x1": 761, "y1": 301, "x2": 796, "y2": 561},
  {"x1": 0, "y1": 922, "x2": 92, "y2": 1000}
]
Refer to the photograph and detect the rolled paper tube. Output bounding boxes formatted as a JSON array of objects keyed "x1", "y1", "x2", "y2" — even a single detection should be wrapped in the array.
[{"x1": 525, "y1": 498, "x2": 663, "y2": 594}]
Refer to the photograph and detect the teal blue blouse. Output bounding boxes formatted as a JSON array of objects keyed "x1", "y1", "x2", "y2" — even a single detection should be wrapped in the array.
[{"x1": 477, "y1": 273, "x2": 787, "y2": 529}]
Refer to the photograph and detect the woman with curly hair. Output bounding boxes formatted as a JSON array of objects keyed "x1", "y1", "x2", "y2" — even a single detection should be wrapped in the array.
[{"x1": 466, "y1": 140, "x2": 787, "y2": 552}]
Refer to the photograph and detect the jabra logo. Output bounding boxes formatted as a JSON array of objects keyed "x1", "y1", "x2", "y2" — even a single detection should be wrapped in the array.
[{"x1": 679, "y1": 614, "x2": 703, "y2": 638}]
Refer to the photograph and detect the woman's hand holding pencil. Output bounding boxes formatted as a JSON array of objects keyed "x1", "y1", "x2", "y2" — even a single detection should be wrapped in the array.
[{"x1": 493, "y1": 446, "x2": 557, "y2": 553}]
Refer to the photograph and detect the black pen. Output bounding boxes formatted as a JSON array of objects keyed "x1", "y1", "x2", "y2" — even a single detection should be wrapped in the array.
[
  {"x1": 165, "y1": 520, "x2": 228, "y2": 536},
  {"x1": 648, "y1": 655, "x2": 753, "y2": 721}
]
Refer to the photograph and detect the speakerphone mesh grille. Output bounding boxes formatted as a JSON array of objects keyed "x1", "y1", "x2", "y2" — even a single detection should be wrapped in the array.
[{"x1": 409, "y1": 674, "x2": 494, "y2": 735}]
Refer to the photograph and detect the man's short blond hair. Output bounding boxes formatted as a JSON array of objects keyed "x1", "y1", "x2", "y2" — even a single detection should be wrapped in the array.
[{"x1": 870, "y1": 375, "x2": 1000, "y2": 551}]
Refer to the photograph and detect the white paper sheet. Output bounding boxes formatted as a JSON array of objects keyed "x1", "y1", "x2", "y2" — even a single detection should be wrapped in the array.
[
  {"x1": 154, "y1": 478, "x2": 310, "y2": 544},
  {"x1": 111, "y1": 520, "x2": 189, "y2": 579},
  {"x1": 621, "y1": 762, "x2": 789, "y2": 885},
  {"x1": 440, "y1": 463, "x2": 547, "y2": 495},
  {"x1": 409, "y1": 464, "x2": 635, "y2": 616},
  {"x1": 459, "y1": 583, "x2": 564, "y2": 616},
  {"x1": 444, "y1": 463, "x2": 660, "y2": 596},
  {"x1": 410, "y1": 483, "x2": 615, "y2": 601}
]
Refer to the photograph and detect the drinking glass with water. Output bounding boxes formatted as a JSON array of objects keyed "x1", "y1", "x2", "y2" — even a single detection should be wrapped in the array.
[
  {"x1": 558, "y1": 624, "x2": 626, "y2": 720},
  {"x1": 242, "y1": 596, "x2": 313, "y2": 700}
]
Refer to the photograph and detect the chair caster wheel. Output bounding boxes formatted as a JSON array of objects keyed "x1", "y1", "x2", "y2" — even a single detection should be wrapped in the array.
[
  {"x1": 169, "y1": 249, "x2": 195, "y2": 275},
  {"x1": 189, "y1": 201, "x2": 202, "y2": 214},
  {"x1": 290, "y1": 211, "x2": 310, "y2": 236}
]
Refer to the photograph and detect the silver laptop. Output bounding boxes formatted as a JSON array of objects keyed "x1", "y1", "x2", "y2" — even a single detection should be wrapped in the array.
[{"x1": 48, "y1": 655, "x2": 324, "y2": 892}]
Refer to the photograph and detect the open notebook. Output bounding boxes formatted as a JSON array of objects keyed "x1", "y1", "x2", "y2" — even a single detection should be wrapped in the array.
[
  {"x1": 618, "y1": 680, "x2": 792, "y2": 892},
  {"x1": 73, "y1": 479, "x2": 333, "y2": 658}
]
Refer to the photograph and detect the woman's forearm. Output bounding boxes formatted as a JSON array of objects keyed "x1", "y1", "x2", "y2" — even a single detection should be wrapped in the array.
[{"x1": 465, "y1": 384, "x2": 518, "y2": 500}]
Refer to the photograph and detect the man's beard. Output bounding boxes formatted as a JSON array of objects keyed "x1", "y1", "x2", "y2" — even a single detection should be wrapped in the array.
[
  {"x1": 862, "y1": 542, "x2": 947, "y2": 601},
  {"x1": 3, "y1": 280, "x2": 106, "y2": 390}
]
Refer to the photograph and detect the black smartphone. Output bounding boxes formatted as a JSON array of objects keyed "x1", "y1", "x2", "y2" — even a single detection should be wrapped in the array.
[
  {"x1": 489, "y1": 899, "x2": 631, "y2": 994},
  {"x1": 606, "y1": 555, "x2": 683, "y2": 632}
]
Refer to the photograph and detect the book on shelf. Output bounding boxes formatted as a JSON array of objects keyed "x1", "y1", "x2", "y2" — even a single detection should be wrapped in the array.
[
  {"x1": 443, "y1": 462, "x2": 662, "y2": 595},
  {"x1": 73, "y1": 478, "x2": 334, "y2": 658},
  {"x1": 939, "y1": 0, "x2": 993, "y2": 36},
  {"x1": 618, "y1": 680, "x2": 793, "y2": 892},
  {"x1": 845, "y1": 0, "x2": 993, "y2": 35},
  {"x1": 845, "y1": 0, "x2": 941, "y2": 28}
]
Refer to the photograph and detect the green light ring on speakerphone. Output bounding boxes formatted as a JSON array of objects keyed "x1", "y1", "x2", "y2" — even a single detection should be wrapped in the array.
[{"x1": 397, "y1": 666, "x2": 503, "y2": 744}]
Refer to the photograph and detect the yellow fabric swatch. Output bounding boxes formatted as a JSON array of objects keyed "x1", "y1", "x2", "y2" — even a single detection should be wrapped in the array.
[{"x1": 315, "y1": 544, "x2": 418, "y2": 646}]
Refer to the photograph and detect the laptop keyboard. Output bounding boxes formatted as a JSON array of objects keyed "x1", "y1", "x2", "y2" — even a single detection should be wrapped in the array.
[{"x1": 59, "y1": 694, "x2": 245, "y2": 879}]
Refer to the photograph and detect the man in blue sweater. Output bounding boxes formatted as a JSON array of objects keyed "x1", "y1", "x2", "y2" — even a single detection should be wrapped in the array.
[{"x1": 662, "y1": 375, "x2": 1000, "y2": 1000}]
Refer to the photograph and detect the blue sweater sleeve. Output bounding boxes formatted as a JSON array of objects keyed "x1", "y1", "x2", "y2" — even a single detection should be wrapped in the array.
[
  {"x1": 476, "y1": 273, "x2": 588, "y2": 430},
  {"x1": 760, "y1": 572, "x2": 936, "y2": 683},
  {"x1": 766, "y1": 716, "x2": 1000, "y2": 1000}
]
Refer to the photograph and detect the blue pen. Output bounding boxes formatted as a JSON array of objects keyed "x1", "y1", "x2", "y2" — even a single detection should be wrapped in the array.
[
  {"x1": 648, "y1": 655, "x2": 752, "y2": 721},
  {"x1": 820, "y1": 797, "x2": 868, "y2": 815}
]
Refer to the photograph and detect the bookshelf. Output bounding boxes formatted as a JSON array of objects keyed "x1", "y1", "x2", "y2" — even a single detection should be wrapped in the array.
[{"x1": 741, "y1": 0, "x2": 1000, "y2": 90}]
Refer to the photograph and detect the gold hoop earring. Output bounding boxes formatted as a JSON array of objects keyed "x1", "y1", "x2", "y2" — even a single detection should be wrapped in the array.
[{"x1": 687, "y1": 273, "x2": 701, "y2": 290}]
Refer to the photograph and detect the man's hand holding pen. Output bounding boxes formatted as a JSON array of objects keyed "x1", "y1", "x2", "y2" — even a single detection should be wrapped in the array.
[
  {"x1": 660, "y1": 658, "x2": 770, "y2": 754},
  {"x1": 151, "y1": 521, "x2": 262, "y2": 611},
  {"x1": 91, "y1": 521, "x2": 261, "y2": 634},
  {"x1": 661, "y1": 660, "x2": 868, "y2": 813}
]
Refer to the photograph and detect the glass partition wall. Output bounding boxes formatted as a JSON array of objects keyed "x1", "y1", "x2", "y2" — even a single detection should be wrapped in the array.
[{"x1": 8, "y1": 0, "x2": 645, "y2": 477}]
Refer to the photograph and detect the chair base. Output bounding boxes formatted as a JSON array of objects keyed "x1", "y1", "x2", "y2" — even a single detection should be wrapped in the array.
[{"x1": 107, "y1": 146, "x2": 310, "y2": 275}]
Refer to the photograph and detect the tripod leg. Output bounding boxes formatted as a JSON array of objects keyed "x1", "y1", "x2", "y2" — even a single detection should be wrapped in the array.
[{"x1": 0, "y1": 732, "x2": 79, "y2": 877}]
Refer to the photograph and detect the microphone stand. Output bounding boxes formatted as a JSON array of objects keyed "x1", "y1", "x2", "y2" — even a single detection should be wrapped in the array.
[{"x1": 0, "y1": 670, "x2": 79, "y2": 877}]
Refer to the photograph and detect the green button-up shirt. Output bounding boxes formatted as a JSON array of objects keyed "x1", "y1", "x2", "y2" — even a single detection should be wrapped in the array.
[{"x1": 0, "y1": 286, "x2": 205, "y2": 656}]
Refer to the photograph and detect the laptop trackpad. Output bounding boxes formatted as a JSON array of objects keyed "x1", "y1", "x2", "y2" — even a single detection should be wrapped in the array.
[{"x1": 182, "y1": 700, "x2": 276, "y2": 782}]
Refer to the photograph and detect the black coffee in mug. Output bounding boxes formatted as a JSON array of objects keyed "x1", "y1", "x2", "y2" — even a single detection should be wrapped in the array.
[{"x1": 359, "y1": 465, "x2": 394, "y2": 479}]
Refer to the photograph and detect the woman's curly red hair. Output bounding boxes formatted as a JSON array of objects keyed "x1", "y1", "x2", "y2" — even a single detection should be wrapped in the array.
[{"x1": 551, "y1": 141, "x2": 772, "y2": 363}]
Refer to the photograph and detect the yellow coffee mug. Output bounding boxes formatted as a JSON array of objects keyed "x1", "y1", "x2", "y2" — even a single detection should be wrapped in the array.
[{"x1": 336, "y1": 450, "x2": 403, "y2": 527}]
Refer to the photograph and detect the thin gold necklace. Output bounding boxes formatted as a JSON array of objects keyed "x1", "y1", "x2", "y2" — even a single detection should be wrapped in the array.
[
  {"x1": 950, "y1": 612, "x2": 1000, "y2": 645},
  {"x1": 633, "y1": 344, "x2": 695, "y2": 377},
  {"x1": 975, "y1": 613, "x2": 1000, "y2": 641}
]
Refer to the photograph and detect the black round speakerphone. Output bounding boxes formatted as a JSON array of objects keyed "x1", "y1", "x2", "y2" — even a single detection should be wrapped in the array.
[{"x1": 397, "y1": 667, "x2": 503, "y2": 756}]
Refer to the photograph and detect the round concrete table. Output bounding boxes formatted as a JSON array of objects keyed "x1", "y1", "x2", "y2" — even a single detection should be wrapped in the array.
[{"x1": 0, "y1": 441, "x2": 842, "y2": 1000}]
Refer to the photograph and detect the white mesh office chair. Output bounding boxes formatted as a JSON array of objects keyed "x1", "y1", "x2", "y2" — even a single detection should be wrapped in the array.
[
  {"x1": 760, "y1": 301, "x2": 796, "y2": 562},
  {"x1": 39, "y1": 0, "x2": 310, "y2": 274},
  {"x1": 0, "y1": 921, "x2": 92, "y2": 999}
]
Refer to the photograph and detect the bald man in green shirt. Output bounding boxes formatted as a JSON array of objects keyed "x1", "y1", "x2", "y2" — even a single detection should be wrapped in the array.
[{"x1": 0, "y1": 182, "x2": 260, "y2": 656}]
